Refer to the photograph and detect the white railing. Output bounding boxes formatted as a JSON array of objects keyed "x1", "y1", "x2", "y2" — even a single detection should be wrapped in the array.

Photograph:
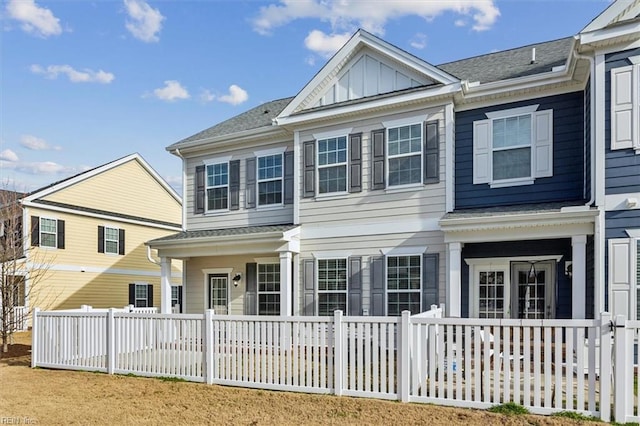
[
  {"x1": 31, "y1": 307, "x2": 623, "y2": 421},
  {"x1": 0, "y1": 306, "x2": 28, "y2": 332}
]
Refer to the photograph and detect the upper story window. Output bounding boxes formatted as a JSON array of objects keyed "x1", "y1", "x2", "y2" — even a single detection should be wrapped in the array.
[
  {"x1": 31, "y1": 216, "x2": 65, "y2": 249},
  {"x1": 98, "y1": 226, "x2": 125, "y2": 255},
  {"x1": 611, "y1": 62, "x2": 640, "y2": 153},
  {"x1": 387, "y1": 255, "x2": 422, "y2": 316},
  {"x1": 258, "y1": 154, "x2": 283, "y2": 205},
  {"x1": 317, "y1": 258, "x2": 348, "y2": 316},
  {"x1": 206, "y1": 162, "x2": 229, "y2": 211},
  {"x1": 318, "y1": 136, "x2": 347, "y2": 194},
  {"x1": 473, "y1": 105, "x2": 553, "y2": 188},
  {"x1": 387, "y1": 124, "x2": 422, "y2": 187}
]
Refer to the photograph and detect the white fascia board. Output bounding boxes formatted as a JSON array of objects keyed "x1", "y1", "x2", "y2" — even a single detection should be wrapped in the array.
[
  {"x1": 301, "y1": 217, "x2": 440, "y2": 240},
  {"x1": 148, "y1": 230, "x2": 288, "y2": 250},
  {"x1": 22, "y1": 200, "x2": 182, "y2": 232},
  {"x1": 168, "y1": 126, "x2": 288, "y2": 156},
  {"x1": 276, "y1": 83, "x2": 461, "y2": 128},
  {"x1": 581, "y1": 0, "x2": 630, "y2": 33},
  {"x1": 461, "y1": 69, "x2": 574, "y2": 101},
  {"x1": 579, "y1": 21, "x2": 640, "y2": 45}
]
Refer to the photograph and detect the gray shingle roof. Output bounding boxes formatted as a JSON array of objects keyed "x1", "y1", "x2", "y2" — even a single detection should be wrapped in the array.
[
  {"x1": 437, "y1": 37, "x2": 574, "y2": 84},
  {"x1": 148, "y1": 224, "x2": 297, "y2": 244},
  {"x1": 167, "y1": 97, "x2": 294, "y2": 150}
]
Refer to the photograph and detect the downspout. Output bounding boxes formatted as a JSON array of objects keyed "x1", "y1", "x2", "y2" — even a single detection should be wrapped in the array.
[
  {"x1": 174, "y1": 148, "x2": 187, "y2": 231},
  {"x1": 147, "y1": 245, "x2": 160, "y2": 266},
  {"x1": 574, "y1": 49, "x2": 596, "y2": 207}
]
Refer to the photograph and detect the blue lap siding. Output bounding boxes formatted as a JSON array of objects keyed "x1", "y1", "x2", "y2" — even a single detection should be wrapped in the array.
[{"x1": 455, "y1": 92, "x2": 586, "y2": 209}]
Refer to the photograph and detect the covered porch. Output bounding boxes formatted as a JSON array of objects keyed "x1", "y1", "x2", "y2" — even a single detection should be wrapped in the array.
[
  {"x1": 439, "y1": 203, "x2": 599, "y2": 319},
  {"x1": 146, "y1": 224, "x2": 300, "y2": 315}
]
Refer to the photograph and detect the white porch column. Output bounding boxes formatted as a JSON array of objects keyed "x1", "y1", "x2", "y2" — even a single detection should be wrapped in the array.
[
  {"x1": 280, "y1": 251, "x2": 293, "y2": 316},
  {"x1": 447, "y1": 242, "x2": 462, "y2": 317},
  {"x1": 160, "y1": 257, "x2": 172, "y2": 314},
  {"x1": 572, "y1": 235, "x2": 587, "y2": 319}
]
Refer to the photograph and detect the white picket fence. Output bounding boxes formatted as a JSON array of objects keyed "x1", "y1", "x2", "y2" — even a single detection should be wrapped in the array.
[{"x1": 31, "y1": 307, "x2": 637, "y2": 422}]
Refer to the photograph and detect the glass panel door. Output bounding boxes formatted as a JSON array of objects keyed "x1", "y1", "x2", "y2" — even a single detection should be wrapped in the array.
[
  {"x1": 477, "y1": 270, "x2": 507, "y2": 318},
  {"x1": 513, "y1": 262, "x2": 554, "y2": 319},
  {"x1": 209, "y1": 274, "x2": 228, "y2": 314}
]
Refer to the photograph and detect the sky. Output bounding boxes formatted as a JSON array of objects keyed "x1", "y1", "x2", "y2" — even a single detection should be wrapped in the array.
[{"x1": 0, "y1": 0, "x2": 612, "y2": 195}]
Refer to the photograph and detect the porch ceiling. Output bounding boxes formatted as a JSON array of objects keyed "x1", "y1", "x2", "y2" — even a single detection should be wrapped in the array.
[{"x1": 146, "y1": 224, "x2": 300, "y2": 259}]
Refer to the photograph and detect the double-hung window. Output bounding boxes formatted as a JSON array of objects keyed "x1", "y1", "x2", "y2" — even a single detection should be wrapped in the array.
[
  {"x1": 387, "y1": 124, "x2": 422, "y2": 187},
  {"x1": 40, "y1": 218, "x2": 58, "y2": 248},
  {"x1": 386, "y1": 255, "x2": 421, "y2": 315},
  {"x1": 104, "y1": 227, "x2": 119, "y2": 254},
  {"x1": 258, "y1": 154, "x2": 283, "y2": 205},
  {"x1": 206, "y1": 162, "x2": 228, "y2": 211},
  {"x1": 135, "y1": 284, "x2": 149, "y2": 308},
  {"x1": 473, "y1": 105, "x2": 553, "y2": 187},
  {"x1": 258, "y1": 263, "x2": 280, "y2": 315},
  {"x1": 317, "y1": 136, "x2": 347, "y2": 194},
  {"x1": 317, "y1": 259, "x2": 347, "y2": 316}
]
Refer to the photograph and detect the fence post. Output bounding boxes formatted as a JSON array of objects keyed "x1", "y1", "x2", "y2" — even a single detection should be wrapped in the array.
[
  {"x1": 106, "y1": 308, "x2": 115, "y2": 374},
  {"x1": 204, "y1": 309, "x2": 213, "y2": 384},
  {"x1": 599, "y1": 312, "x2": 612, "y2": 422},
  {"x1": 31, "y1": 308, "x2": 40, "y2": 368},
  {"x1": 333, "y1": 310, "x2": 343, "y2": 396},
  {"x1": 398, "y1": 310, "x2": 411, "y2": 402},
  {"x1": 614, "y1": 314, "x2": 630, "y2": 424}
]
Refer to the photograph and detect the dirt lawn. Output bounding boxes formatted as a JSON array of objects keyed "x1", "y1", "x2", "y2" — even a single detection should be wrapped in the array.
[{"x1": 0, "y1": 332, "x2": 602, "y2": 425}]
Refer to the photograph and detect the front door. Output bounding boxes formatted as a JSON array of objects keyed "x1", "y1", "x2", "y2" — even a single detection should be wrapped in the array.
[
  {"x1": 209, "y1": 274, "x2": 229, "y2": 314},
  {"x1": 512, "y1": 262, "x2": 555, "y2": 319}
]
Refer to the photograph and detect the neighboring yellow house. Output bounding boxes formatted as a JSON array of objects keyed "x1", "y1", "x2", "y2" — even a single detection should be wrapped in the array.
[{"x1": 18, "y1": 153, "x2": 182, "y2": 314}]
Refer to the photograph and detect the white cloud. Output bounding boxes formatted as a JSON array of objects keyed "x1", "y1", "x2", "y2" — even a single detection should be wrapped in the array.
[
  {"x1": 454, "y1": 19, "x2": 466, "y2": 27},
  {"x1": 199, "y1": 89, "x2": 216, "y2": 103},
  {"x1": 409, "y1": 33, "x2": 427, "y2": 50},
  {"x1": 0, "y1": 160, "x2": 75, "y2": 175},
  {"x1": 30, "y1": 64, "x2": 115, "y2": 84},
  {"x1": 20, "y1": 135, "x2": 61, "y2": 151},
  {"x1": 253, "y1": 0, "x2": 500, "y2": 36},
  {"x1": 304, "y1": 30, "x2": 351, "y2": 58},
  {"x1": 124, "y1": 0, "x2": 164, "y2": 43},
  {"x1": 5, "y1": 0, "x2": 62, "y2": 38},
  {"x1": 0, "y1": 149, "x2": 19, "y2": 162},
  {"x1": 218, "y1": 85, "x2": 248, "y2": 106},
  {"x1": 150, "y1": 80, "x2": 190, "y2": 101}
]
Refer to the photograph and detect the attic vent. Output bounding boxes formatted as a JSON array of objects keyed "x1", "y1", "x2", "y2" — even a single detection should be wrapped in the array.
[
  {"x1": 263, "y1": 110, "x2": 270, "y2": 114},
  {"x1": 531, "y1": 47, "x2": 536, "y2": 64}
]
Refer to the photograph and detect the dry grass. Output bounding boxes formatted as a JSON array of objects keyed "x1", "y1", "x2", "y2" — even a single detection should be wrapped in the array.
[{"x1": 0, "y1": 331, "x2": 602, "y2": 425}]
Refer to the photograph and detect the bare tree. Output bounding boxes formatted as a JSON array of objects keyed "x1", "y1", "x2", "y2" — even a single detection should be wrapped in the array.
[{"x1": 0, "y1": 188, "x2": 55, "y2": 353}]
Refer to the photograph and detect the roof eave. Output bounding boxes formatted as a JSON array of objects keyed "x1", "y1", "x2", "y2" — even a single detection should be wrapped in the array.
[
  {"x1": 167, "y1": 125, "x2": 289, "y2": 155},
  {"x1": 578, "y1": 20, "x2": 640, "y2": 46}
]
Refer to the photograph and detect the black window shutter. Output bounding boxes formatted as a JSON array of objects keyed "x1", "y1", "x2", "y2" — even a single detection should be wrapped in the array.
[
  {"x1": 147, "y1": 284, "x2": 154, "y2": 307},
  {"x1": 229, "y1": 160, "x2": 240, "y2": 211},
  {"x1": 31, "y1": 216, "x2": 40, "y2": 247},
  {"x1": 422, "y1": 253, "x2": 439, "y2": 312},
  {"x1": 118, "y1": 229, "x2": 125, "y2": 255},
  {"x1": 303, "y1": 141, "x2": 315, "y2": 198},
  {"x1": 303, "y1": 258, "x2": 315, "y2": 315},
  {"x1": 370, "y1": 256, "x2": 385, "y2": 316},
  {"x1": 245, "y1": 157, "x2": 257, "y2": 208},
  {"x1": 128, "y1": 283, "x2": 135, "y2": 305},
  {"x1": 349, "y1": 133, "x2": 362, "y2": 193},
  {"x1": 57, "y1": 219, "x2": 65, "y2": 249},
  {"x1": 348, "y1": 256, "x2": 362, "y2": 315},
  {"x1": 178, "y1": 287, "x2": 183, "y2": 313},
  {"x1": 244, "y1": 263, "x2": 257, "y2": 315},
  {"x1": 195, "y1": 165, "x2": 205, "y2": 214},
  {"x1": 424, "y1": 120, "x2": 440, "y2": 184},
  {"x1": 283, "y1": 151, "x2": 294, "y2": 204},
  {"x1": 371, "y1": 129, "x2": 386, "y2": 190},
  {"x1": 98, "y1": 226, "x2": 105, "y2": 253}
]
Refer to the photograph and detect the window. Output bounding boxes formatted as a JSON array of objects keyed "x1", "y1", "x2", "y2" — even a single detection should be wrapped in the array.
[
  {"x1": 387, "y1": 255, "x2": 421, "y2": 315},
  {"x1": 473, "y1": 105, "x2": 553, "y2": 187},
  {"x1": 258, "y1": 154, "x2": 283, "y2": 205},
  {"x1": 317, "y1": 136, "x2": 347, "y2": 194},
  {"x1": 135, "y1": 284, "x2": 148, "y2": 308},
  {"x1": 206, "y1": 162, "x2": 228, "y2": 210},
  {"x1": 317, "y1": 259, "x2": 347, "y2": 316},
  {"x1": 171, "y1": 285, "x2": 182, "y2": 311},
  {"x1": 611, "y1": 63, "x2": 640, "y2": 152},
  {"x1": 258, "y1": 263, "x2": 280, "y2": 315},
  {"x1": 40, "y1": 218, "x2": 57, "y2": 248},
  {"x1": 478, "y1": 271, "x2": 506, "y2": 319},
  {"x1": 8, "y1": 276, "x2": 25, "y2": 306},
  {"x1": 104, "y1": 227, "x2": 119, "y2": 254},
  {"x1": 387, "y1": 124, "x2": 422, "y2": 187}
]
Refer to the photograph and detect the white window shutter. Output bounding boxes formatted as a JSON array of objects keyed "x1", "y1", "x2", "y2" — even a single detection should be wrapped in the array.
[
  {"x1": 611, "y1": 65, "x2": 634, "y2": 150},
  {"x1": 473, "y1": 119, "x2": 491, "y2": 184},
  {"x1": 608, "y1": 238, "x2": 633, "y2": 319},
  {"x1": 533, "y1": 109, "x2": 553, "y2": 178}
]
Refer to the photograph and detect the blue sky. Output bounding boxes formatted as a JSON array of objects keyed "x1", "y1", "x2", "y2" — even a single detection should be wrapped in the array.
[{"x1": 1, "y1": 0, "x2": 610, "y2": 195}]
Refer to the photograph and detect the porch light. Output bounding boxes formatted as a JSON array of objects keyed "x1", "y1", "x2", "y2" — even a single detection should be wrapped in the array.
[
  {"x1": 528, "y1": 263, "x2": 536, "y2": 279},
  {"x1": 233, "y1": 273, "x2": 242, "y2": 287}
]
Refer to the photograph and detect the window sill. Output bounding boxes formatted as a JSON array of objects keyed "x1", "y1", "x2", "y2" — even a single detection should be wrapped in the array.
[
  {"x1": 256, "y1": 204, "x2": 285, "y2": 211},
  {"x1": 204, "y1": 209, "x2": 230, "y2": 216},
  {"x1": 313, "y1": 192, "x2": 350, "y2": 201},
  {"x1": 384, "y1": 184, "x2": 423, "y2": 194},
  {"x1": 489, "y1": 178, "x2": 535, "y2": 189}
]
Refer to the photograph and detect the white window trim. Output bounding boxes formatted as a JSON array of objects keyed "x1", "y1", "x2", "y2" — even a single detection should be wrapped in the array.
[
  {"x1": 253, "y1": 147, "x2": 286, "y2": 158},
  {"x1": 385, "y1": 253, "x2": 423, "y2": 316},
  {"x1": 171, "y1": 285, "x2": 181, "y2": 307},
  {"x1": 201, "y1": 268, "x2": 233, "y2": 312},
  {"x1": 134, "y1": 283, "x2": 149, "y2": 308},
  {"x1": 386, "y1": 122, "x2": 423, "y2": 188},
  {"x1": 39, "y1": 217, "x2": 58, "y2": 249},
  {"x1": 103, "y1": 226, "x2": 119, "y2": 255},
  {"x1": 316, "y1": 258, "x2": 349, "y2": 316},
  {"x1": 316, "y1": 134, "x2": 349, "y2": 196},
  {"x1": 204, "y1": 160, "x2": 230, "y2": 212},
  {"x1": 256, "y1": 152, "x2": 284, "y2": 207}
]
